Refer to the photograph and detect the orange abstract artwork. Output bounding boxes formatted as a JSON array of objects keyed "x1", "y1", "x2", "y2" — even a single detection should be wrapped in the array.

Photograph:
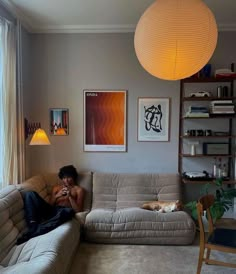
[{"x1": 84, "y1": 90, "x2": 127, "y2": 152}]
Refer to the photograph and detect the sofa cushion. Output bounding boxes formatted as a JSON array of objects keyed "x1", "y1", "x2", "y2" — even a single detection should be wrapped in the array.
[
  {"x1": 92, "y1": 173, "x2": 180, "y2": 210},
  {"x1": 85, "y1": 207, "x2": 195, "y2": 245},
  {"x1": 0, "y1": 186, "x2": 25, "y2": 263},
  {"x1": 17, "y1": 175, "x2": 50, "y2": 202},
  {"x1": 0, "y1": 219, "x2": 80, "y2": 274}
]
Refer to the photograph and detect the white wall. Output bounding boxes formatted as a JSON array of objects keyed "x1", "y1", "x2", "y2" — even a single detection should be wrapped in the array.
[{"x1": 23, "y1": 32, "x2": 236, "y2": 179}]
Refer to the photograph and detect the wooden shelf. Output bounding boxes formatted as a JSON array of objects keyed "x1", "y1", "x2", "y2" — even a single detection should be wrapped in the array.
[
  {"x1": 182, "y1": 178, "x2": 236, "y2": 184},
  {"x1": 180, "y1": 135, "x2": 235, "y2": 139},
  {"x1": 180, "y1": 154, "x2": 232, "y2": 158},
  {"x1": 182, "y1": 115, "x2": 235, "y2": 119},
  {"x1": 183, "y1": 96, "x2": 236, "y2": 101},
  {"x1": 181, "y1": 77, "x2": 235, "y2": 83}
]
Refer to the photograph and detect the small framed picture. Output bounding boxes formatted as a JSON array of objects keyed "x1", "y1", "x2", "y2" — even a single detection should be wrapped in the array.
[
  {"x1": 138, "y1": 97, "x2": 170, "y2": 142},
  {"x1": 50, "y1": 108, "x2": 69, "y2": 135}
]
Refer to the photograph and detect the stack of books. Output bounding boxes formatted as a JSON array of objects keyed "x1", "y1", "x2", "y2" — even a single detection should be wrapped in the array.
[
  {"x1": 185, "y1": 106, "x2": 209, "y2": 117},
  {"x1": 210, "y1": 100, "x2": 235, "y2": 114}
]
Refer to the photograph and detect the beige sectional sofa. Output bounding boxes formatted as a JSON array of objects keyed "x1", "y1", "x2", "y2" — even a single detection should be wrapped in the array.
[
  {"x1": 0, "y1": 172, "x2": 92, "y2": 274},
  {"x1": 0, "y1": 171, "x2": 196, "y2": 273}
]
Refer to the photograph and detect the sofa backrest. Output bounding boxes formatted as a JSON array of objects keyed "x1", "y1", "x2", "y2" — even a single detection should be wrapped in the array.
[
  {"x1": 0, "y1": 185, "x2": 26, "y2": 263},
  {"x1": 17, "y1": 174, "x2": 52, "y2": 202},
  {"x1": 18, "y1": 172, "x2": 93, "y2": 212},
  {"x1": 92, "y1": 173, "x2": 181, "y2": 210}
]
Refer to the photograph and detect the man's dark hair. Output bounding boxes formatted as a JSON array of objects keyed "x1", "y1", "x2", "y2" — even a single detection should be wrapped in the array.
[{"x1": 58, "y1": 165, "x2": 78, "y2": 181}]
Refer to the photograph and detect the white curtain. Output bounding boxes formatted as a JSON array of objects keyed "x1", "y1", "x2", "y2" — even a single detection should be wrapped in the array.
[
  {"x1": 16, "y1": 21, "x2": 25, "y2": 183},
  {"x1": 0, "y1": 17, "x2": 18, "y2": 188}
]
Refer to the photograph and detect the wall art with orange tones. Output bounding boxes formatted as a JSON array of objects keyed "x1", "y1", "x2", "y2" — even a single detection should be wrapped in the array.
[{"x1": 84, "y1": 90, "x2": 127, "y2": 152}]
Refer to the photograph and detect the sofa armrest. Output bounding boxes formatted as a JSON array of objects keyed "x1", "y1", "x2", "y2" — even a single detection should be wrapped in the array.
[{"x1": 75, "y1": 210, "x2": 90, "y2": 225}]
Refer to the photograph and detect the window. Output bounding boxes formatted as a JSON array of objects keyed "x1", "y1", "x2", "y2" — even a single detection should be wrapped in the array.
[{"x1": 0, "y1": 17, "x2": 18, "y2": 189}]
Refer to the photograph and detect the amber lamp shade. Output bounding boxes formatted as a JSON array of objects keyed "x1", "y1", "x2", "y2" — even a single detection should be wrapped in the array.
[{"x1": 29, "y1": 129, "x2": 51, "y2": 145}]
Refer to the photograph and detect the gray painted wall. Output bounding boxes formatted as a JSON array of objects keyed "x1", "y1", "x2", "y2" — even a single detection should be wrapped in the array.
[{"x1": 23, "y1": 32, "x2": 236, "y2": 180}]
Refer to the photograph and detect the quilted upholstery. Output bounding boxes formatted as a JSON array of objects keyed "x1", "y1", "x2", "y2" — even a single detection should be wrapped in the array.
[
  {"x1": 0, "y1": 172, "x2": 91, "y2": 273},
  {"x1": 91, "y1": 173, "x2": 180, "y2": 210},
  {"x1": 85, "y1": 172, "x2": 196, "y2": 244},
  {"x1": 0, "y1": 186, "x2": 26, "y2": 263},
  {"x1": 0, "y1": 219, "x2": 79, "y2": 274}
]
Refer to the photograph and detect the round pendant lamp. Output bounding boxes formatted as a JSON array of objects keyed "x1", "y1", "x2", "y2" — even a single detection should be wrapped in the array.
[{"x1": 134, "y1": 0, "x2": 218, "y2": 80}]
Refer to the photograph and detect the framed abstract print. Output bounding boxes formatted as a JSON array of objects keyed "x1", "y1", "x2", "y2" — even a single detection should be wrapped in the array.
[
  {"x1": 84, "y1": 90, "x2": 127, "y2": 152},
  {"x1": 138, "y1": 97, "x2": 170, "y2": 142}
]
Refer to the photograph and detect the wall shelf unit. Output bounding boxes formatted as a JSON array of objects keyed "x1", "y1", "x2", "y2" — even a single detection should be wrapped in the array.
[{"x1": 178, "y1": 77, "x2": 235, "y2": 185}]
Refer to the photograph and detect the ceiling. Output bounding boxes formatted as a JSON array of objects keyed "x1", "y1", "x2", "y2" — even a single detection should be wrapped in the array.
[{"x1": 1, "y1": 0, "x2": 236, "y2": 33}]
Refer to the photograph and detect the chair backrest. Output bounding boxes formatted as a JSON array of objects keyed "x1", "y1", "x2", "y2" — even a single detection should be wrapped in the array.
[
  {"x1": 198, "y1": 195, "x2": 215, "y2": 211},
  {"x1": 197, "y1": 194, "x2": 215, "y2": 242}
]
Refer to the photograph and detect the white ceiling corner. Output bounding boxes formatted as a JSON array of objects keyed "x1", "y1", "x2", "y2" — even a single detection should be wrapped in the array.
[
  {"x1": 1, "y1": 0, "x2": 236, "y2": 33},
  {"x1": 0, "y1": 0, "x2": 33, "y2": 31}
]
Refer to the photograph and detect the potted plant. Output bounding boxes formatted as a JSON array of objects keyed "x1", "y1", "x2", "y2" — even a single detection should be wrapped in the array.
[{"x1": 185, "y1": 178, "x2": 236, "y2": 224}]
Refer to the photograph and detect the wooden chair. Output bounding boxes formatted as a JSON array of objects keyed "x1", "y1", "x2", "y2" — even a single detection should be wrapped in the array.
[{"x1": 196, "y1": 194, "x2": 236, "y2": 274}]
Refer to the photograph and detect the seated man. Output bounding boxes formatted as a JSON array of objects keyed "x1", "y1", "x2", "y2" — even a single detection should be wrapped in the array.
[{"x1": 17, "y1": 165, "x2": 85, "y2": 244}]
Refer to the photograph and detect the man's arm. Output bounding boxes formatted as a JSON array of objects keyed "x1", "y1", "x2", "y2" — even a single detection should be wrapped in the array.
[{"x1": 68, "y1": 187, "x2": 85, "y2": 212}]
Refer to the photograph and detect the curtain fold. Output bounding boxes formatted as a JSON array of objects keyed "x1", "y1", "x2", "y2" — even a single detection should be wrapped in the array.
[
  {"x1": 0, "y1": 17, "x2": 18, "y2": 188},
  {"x1": 16, "y1": 20, "x2": 25, "y2": 183}
]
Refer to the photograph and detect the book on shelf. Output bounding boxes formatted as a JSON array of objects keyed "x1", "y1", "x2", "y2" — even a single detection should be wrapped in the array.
[
  {"x1": 211, "y1": 108, "x2": 234, "y2": 112},
  {"x1": 211, "y1": 111, "x2": 235, "y2": 114},
  {"x1": 188, "y1": 109, "x2": 209, "y2": 113},
  {"x1": 212, "y1": 107, "x2": 235, "y2": 111},
  {"x1": 211, "y1": 100, "x2": 233, "y2": 104},
  {"x1": 185, "y1": 112, "x2": 209, "y2": 117},
  {"x1": 211, "y1": 103, "x2": 234, "y2": 106},
  {"x1": 212, "y1": 105, "x2": 234, "y2": 108}
]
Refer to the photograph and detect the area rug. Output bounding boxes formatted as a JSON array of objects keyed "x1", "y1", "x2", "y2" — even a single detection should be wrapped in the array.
[{"x1": 69, "y1": 240, "x2": 236, "y2": 274}]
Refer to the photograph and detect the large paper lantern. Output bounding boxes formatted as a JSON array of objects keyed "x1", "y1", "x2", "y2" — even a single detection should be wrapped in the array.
[{"x1": 134, "y1": 0, "x2": 218, "y2": 80}]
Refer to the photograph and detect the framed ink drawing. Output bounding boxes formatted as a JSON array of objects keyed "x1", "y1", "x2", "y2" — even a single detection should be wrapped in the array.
[
  {"x1": 138, "y1": 97, "x2": 170, "y2": 142},
  {"x1": 50, "y1": 108, "x2": 69, "y2": 135},
  {"x1": 84, "y1": 90, "x2": 127, "y2": 152}
]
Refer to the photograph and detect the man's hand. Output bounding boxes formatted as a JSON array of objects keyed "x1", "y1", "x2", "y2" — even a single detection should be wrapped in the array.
[{"x1": 56, "y1": 188, "x2": 69, "y2": 198}]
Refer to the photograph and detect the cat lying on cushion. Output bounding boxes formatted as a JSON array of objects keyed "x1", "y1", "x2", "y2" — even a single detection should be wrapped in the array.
[{"x1": 142, "y1": 200, "x2": 183, "y2": 213}]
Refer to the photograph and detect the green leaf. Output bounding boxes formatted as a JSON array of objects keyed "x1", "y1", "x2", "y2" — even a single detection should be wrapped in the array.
[
  {"x1": 184, "y1": 201, "x2": 198, "y2": 220},
  {"x1": 215, "y1": 178, "x2": 223, "y2": 187},
  {"x1": 200, "y1": 183, "x2": 210, "y2": 195},
  {"x1": 210, "y1": 204, "x2": 224, "y2": 222},
  {"x1": 185, "y1": 181, "x2": 236, "y2": 222},
  {"x1": 192, "y1": 208, "x2": 198, "y2": 220},
  {"x1": 184, "y1": 201, "x2": 197, "y2": 211}
]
